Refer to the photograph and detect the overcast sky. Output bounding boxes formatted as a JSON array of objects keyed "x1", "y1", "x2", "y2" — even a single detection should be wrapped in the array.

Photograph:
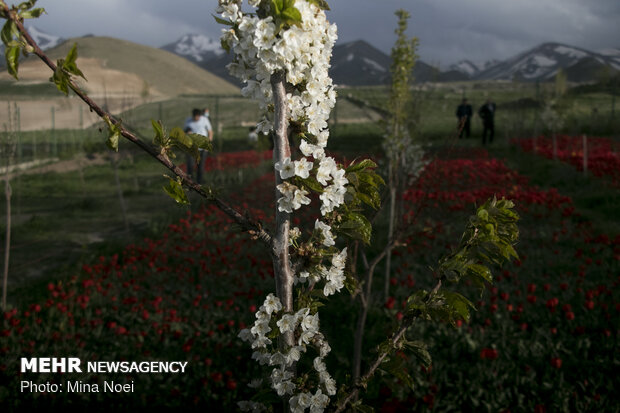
[{"x1": 30, "y1": 0, "x2": 620, "y2": 66}]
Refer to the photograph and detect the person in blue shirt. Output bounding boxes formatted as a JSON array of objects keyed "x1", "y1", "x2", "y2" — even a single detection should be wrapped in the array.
[{"x1": 184, "y1": 108, "x2": 213, "y2": 183}]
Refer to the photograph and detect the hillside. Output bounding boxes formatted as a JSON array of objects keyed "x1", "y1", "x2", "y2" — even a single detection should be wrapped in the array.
[{"x1": 0, "y1": 36, "x2": 239, "y2": 97}]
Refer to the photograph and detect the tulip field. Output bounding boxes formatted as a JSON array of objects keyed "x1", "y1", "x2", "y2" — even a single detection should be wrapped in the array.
[
  {"x1": 1, "y1": 134, "x2": 618, "y2": 411},
  {"x1": 514, "y1": 135, "x2": 620, "y2": 187}
]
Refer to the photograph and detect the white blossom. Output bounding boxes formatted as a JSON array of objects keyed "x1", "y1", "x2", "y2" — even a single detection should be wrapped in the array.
[
  {"x1": 276, "y1": 313, "x2": 298, "y2": 334},
  {"x1": 301, "y1": 312, "x2": 319, "y2": 332},
  {"x1": 315, "y1": 219, "x2": 335, "y2": 247},
  {"x1": 262, "y1": 293, "x2": 282, "y2": 315},
  {"x1": 294, "y1": 157, "x2": 313, "y2": 179},
  {"x1": 310, "y1": 389, "x2": 330, "y2": 413},
  {"x1": 275, "y1": 157, "x2": 296, "y2": 179}
]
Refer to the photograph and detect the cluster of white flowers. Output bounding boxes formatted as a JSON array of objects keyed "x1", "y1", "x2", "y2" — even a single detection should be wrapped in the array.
[
  {"x1": 218, "y1": 0, "x2": 346, "y2": 217},
  {"x1": 238, "y1": 294, "x2": 336, "y2": 411},
  {"x1": 219, "y1": 2, "x2": 350, "y2": 411}
]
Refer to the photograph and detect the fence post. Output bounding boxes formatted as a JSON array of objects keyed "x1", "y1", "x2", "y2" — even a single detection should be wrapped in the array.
[{"x1": 582, "y1": 134, "x2": 588, "y2": 176}]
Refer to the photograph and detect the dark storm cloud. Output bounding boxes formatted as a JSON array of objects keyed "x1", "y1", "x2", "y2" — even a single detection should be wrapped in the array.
[{"x1": 31, "y1": 0, "x2": 620, "y2": 65}]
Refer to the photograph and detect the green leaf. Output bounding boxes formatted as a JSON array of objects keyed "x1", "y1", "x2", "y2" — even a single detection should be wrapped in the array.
[
  {"x1": 344, "y1": 273, "x2": 358, "y2": 295},
  {"x1": 346, "y1": 159, "x2": 378, "y2": 173},
  {"x1": 220, "y1": 37, "x2": 231, "y2": 53},
  {"x1": 18, "y1": 0, "x2": 37, "y2": 11},
  {"x1": 338, "y1": 212, "x2": 372, "y2": 244},
  {"x1": 50, "y1": 64, "x2": 69, "y2": 95},
  {"x1": 307, "y1": 0, "x2": 330, "y2": 10},
  {"x1": 403, "y1": 340, "x2": 432, "y2": 367},
  {"x1": 357, "y1": 170, "x2": 385, "y2": 188},
  {"x1": 170, "y1": 127, "x2": 193, "y2": 149},
  {"x1": 163, "y1": 176, "x2": 189, "y2": 205},
  {"x1": 212, "y1": 14, "x2": 234, "y2": 26},
  {"x1": 187, "y1": 133, "x2": 212, "y2": 152},
  {"x1": 382, "y1": 356, "x2": 415, "y2": 390},
  {"x1": 1, "y1": 20, "x2": 18, "y2": 46},
  {"x1": 442, "y1": 290, "x2": 474, "y2": 323},
  {"x1": 169, "y1": 127, "x2": 202, "y2": 162},
  {"x1": 466, "y1": 263, "x2": 492, "y2": 284},
  {"x1": 297, "y1": 176, "x2": 323, "y2": 193},
  {"x1": 152, "y1": 119, "x2": 164, "y2": 139},
  {"x1": 65, "y1": 42, "x2": 78, "y2": 65},
  {"x1": 62, "y1": 43, "x2": 86, "y2": 80},
  {"x1": 106, "y1": 131, "x2": 120, "y2": 152},
  {"x1": 103, "y1": 116, "x2": 122, "y2": 152},
  {"x1": 5, "y1": 45, "x2": 19, "y2": 79},
  {"x1": 357, "y1": 189, "x2": 381, "y2": 210},
  {"x1": 281, "y1": 5, "x2": 302, "y2": 23},
  {"x1": 20, "y1": 7, "x2": 45, "y2": 18},
  {"x1": 271, "y1": 0, "x2": 284, "y2": 14}
]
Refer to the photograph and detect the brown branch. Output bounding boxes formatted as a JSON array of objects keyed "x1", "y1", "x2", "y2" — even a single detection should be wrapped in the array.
[
  {"x1": 336, "y1": 274, "x2": 443, "y2": 413},
  {"x1": 352, "y1": 239, "x2": 396, "y2": 381},
  {"x1": 335, "y1": 322, "x2": 409, "y2": 413},
  {"x1": 2, "y1": 8, "x2": 272, "y2": 248}
]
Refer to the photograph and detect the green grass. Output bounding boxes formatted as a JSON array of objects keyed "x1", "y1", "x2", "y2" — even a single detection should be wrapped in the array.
[
  {"x1": 345, "y1": 82, "x2": 620, "y2": 141},
  {"x1": 0, "y1": 147, "x2": 273, "y2": 305},
  {"x1": 0, "y1": 80, "x2": 60, "y2": 98}
]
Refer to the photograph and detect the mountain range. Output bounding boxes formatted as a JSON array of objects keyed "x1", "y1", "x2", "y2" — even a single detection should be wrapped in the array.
[
  {"x1": 163, "y1": 33, "x2": 620, "y2": 86},
  {"x1": 3, "y1": 27, "x2": 619, "y2": 87}
]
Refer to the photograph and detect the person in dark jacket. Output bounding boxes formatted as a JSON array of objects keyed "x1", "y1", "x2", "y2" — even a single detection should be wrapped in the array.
[
  {"x1": 478, "y1": 99, "x2": 496, "y2": 144},
  {"x1": 455, "y1": 98, "x2": 473, "y2": 138}
]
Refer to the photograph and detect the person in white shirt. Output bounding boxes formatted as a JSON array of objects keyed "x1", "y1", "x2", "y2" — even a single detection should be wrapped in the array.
[{"x1": 184, "y1": 108, "x2": 213, "y2": 183}]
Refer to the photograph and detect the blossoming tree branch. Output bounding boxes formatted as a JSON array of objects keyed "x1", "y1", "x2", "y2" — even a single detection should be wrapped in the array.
[{"x1": 1, "y1": 0, "x2": 520, "y2": 411}]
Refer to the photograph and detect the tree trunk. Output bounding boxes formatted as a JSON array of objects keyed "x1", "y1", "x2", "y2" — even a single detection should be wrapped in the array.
[{"x1": 270, "y1": 71, "x2": 294, "y2": 348}]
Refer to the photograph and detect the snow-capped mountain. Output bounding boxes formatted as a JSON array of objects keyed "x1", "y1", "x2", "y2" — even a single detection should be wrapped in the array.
[
  {"x1": 28, "y1": 26, "x2": 64, "y2": 50},
  {"x1": 330, "y1": 40, "x2": 444, "y2": 85},
  {"x1": 161, "y1": 34, "x2": 224, "y2": 64},
  {"x1": 474, "y1": 42, "x2": 620, "y2": 82},
  {"x1": 0, "y1": 25, "x2": 63, "y2": 56},
  {"x1": 330, "y1": 40, "x2": 391, "y2": 86},
  {"x1": 597, "y1": 48, "x2": 620, "y2": 70},
  {"x1": 449, "y1": 59, "x2": 499, "y2": 77}
]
